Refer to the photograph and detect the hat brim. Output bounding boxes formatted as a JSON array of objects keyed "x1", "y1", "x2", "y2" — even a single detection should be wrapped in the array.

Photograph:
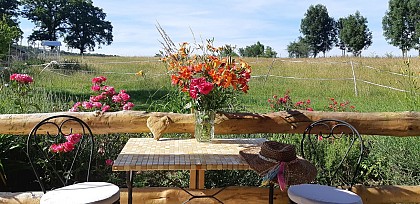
[{"x1": 239, "y1": 146, "x2": 317, "y2": 185}]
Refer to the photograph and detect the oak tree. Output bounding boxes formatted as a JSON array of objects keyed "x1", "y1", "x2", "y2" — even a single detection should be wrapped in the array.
[
  {"x1": 22, "y1": 0, "x2": 68, "y2": 41},
  {"x1": 64, "y1": 0, "x2": 113, "y2": 54}
]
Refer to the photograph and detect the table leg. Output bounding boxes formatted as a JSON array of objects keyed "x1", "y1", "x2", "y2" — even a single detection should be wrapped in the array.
[
  {"x1": 189, "y1": 170, "x2": 205, "y2": 189},
  {"x1": 126, "y1": 170, "x2": 134, "y2": 204},
  {"x1": 269, "y1": 183, "x2": 274, "y2": 204}
]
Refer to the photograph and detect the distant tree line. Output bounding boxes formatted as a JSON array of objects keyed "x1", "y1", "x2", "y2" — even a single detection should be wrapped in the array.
[
  {"x1": 0, "y1": 0, "x2": 113, "y2": 58},
  {"x1": 288, "y1": 0, "x2": 420, "y2": 58}
]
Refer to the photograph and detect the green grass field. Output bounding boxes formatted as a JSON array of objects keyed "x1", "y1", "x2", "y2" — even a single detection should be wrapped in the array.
[{"x1": 30, "y1": 56, "x2": 419, "y2": 113}]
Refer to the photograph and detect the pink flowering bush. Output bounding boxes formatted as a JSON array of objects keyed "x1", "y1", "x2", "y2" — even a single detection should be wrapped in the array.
[
  {"x1": 9, "y1": 73, "x2": 34, "y2": 96},
  {"x1": 268, "y1": 91, "x2": 355, "y2": 112},
  {"x1": 70, "y1": 76, "x2": 135, "y2": 112},
  {"x1": 268, "y1": 91, "x2": 313, "y2": 111},
  {"x1": 326, "y1": 98, "x2": 356, "y2": 112},
  {"x1": 6, "y1": 73, "x2": 40, "y2": 113},
  {"x1": 50, "y1": 133, "x2": 82, "y2": 153}
]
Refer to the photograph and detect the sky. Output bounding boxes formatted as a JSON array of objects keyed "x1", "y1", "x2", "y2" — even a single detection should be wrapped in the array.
[{"x1": 18, "y1": 0, "x2": 419, "y2": 57}]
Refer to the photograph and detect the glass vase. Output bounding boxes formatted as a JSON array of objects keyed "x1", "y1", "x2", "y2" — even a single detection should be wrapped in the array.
[{"x1": 194, "y1": 110, "x2": 216, "y2": 142}]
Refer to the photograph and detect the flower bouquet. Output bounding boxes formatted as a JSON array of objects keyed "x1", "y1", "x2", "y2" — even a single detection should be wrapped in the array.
[{"x1": 160, "y1": 35, "x2": 252, "y2": 142}]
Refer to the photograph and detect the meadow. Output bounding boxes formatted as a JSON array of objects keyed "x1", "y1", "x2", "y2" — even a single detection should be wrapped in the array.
[
  {"x1": 28, "y1": 56, "x2": 420, "y2": 113},
  {"x1": 0, "y1": 56, "x2": 419, "y2": 191}
]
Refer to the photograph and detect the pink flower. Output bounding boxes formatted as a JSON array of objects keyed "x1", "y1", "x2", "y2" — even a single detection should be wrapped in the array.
[
  {"x1": 69, "y1": 102, "x2": 82, "y2": 112},
  {"x1": 123, "y1": 102, "x2": 135, "y2": 110},
  {"x1": 90, "y1": 95, "x2": 105, "y2": 102},
  {"x1": 10, "y1": 73, "x2": 34, "y2": 84},
  {"x1": 189, "y1": 77, "x2": 213, "y2": 99},
  {"x1": 82, "y1": 101, "x2": 93, "y2": 109},
  {"x1": 317, "y1": 135, "x2": 323, "y2": 141},
  {"x1": 92, "y1": 102, "x2": 102, "y2": 108},
  {"x1": 92, "y1": 76, "x2": 107, "y2": 84},
  {"x1": 198, "y1": 81, "x2": 213, "y2": 95},
  {"x1": 62, "y1": 142, "x2": 75, "y2": 152},
  {"x1": 66, "y1": 133, "x2": 82, "y2": 144},
  {"x1": 306, "y1": 107, "x2": 314, "y2": 111},
  {"x1": 102, "y1": 86, "x2": 116, "y2": 95},
  {"x1": 50, "y1": 144, "x2": 64, "y2": 153},
  {"x1": 102, "y1": 105, "x2": 111, "y2": 112},
  {"x1": 118, "y1": 91, "x2": 130, "y2": 102},
  {"x1": 112, "y1": 95, "x2": 122, "y2": 103},
  {"x1": 105, "y1": 159, "x2": 114, "y2": 166},
  {"x1": 91, "y1": 85, "x2": 101, "y2": 91},
  {"x1": 189, "y1": 86, "x2": 198, "y2": 99}
]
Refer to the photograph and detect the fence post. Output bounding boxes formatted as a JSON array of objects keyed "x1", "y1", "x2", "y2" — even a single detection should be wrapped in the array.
[{"x1": 350, "y1": 61, "x2": 358, "y2": 97}]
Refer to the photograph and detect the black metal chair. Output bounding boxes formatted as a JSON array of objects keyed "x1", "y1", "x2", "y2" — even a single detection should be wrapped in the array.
[
  {"x1": 287, "y1": 119, "x2": 364, "y2": 204},
  {"x1": 26, "y1": 115, "x2": 120, "y2": 204}
]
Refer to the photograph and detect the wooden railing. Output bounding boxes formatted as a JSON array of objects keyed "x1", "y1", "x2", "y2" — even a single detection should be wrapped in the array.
[{"x1": 1, "y1": 110, "x2": 419, "y2": 138}]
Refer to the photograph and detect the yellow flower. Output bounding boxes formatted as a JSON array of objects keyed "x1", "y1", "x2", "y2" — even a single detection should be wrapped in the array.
[{"x1": 136, "y1": 70, "x2": 144, "y2": 76}]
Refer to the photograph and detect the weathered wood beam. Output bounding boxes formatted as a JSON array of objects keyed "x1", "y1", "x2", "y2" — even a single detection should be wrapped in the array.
[{"x1": 0, "y1": 111, "x2": 418, "y2": 137}]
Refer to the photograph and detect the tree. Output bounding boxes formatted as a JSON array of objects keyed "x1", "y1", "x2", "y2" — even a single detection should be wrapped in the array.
[
  {"x1": 264, "y1": 46, "x2": 277, "y2": 58},
  {"x1": 22, "y1": 0, "x2": 68, "y2": 41},
  {"x1": 409, "y1": 0, "x2": 420, "y2": 55},
  {"x1": 0, "y1": 0, "x2": 22, "y2": 35},
  {"x1": 300, "y1": 4, "x2": 337, "y2": 58},
  {"x1": 239, "y1": 41, "x2": 277, "y2": 58},
  {"x1": 287, "y1": 37, "x2": 311, "y2": 58},
  {"x1": 338, "y1": 11, "x2": 373, "y2": 57},
  {"x1": 0, "y1": 16, "x2": 21, "y2": 60},
  {"x1": 220, "y1": 44, "x2": 239, "y2": 57},
  {"x1": 382, "y1": 0, "x2": 420, "y2": 57},
  {"x1": 64, "y1": 0, "x2": 113, "y2": 54}
]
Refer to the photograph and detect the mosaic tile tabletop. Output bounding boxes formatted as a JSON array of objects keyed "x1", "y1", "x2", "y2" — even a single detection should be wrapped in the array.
[{"x1": 112, "y1": 138, "x2": 266, "y2": 171}]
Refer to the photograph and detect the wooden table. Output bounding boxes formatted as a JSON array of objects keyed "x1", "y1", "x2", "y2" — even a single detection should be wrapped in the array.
[{"x1": 112, "y1": 137, "x2": 266, "y2": 204}]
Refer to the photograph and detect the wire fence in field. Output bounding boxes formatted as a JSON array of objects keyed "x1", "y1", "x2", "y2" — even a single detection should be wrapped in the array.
[{"x1": 32, "y1": 58, "x2": 419, "y2": 96}]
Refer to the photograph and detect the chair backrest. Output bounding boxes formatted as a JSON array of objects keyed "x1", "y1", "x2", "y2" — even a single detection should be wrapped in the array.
[
  {"x1": 301, "y1": 119, "x2": 364, "y2": 189},
  {"x1": 26, "y1": 115, "x2": 94, "y2": 193}
]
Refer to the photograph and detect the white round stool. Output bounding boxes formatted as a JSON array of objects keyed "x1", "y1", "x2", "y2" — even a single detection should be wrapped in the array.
[
  {"x1": 288, "y1": 184, "x2": 362, "y2": 204},
  {"x1": 40, "y1": 182, "x2": 120, "y2": 204}
]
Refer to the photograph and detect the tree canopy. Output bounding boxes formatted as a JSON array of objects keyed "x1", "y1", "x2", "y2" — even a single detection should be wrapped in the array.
[
  {"x1": 338, "y1": 11, "x2": 373, "y2": 57},
  {"x1": 238, "y1": 41, "x2": 277, "y2": 58},
  {"x1": 382, "y1": 0, "x2": 420, "y2": 57},
  {"x1": 64, "y1": 0, "x2": 113, "y2": 54},
  {"x1": 287, "y1": 37, "x2": 311, "y2": 58},
  {"x1": 300, "y1": 4, "x2": 337, "y2": 58},
  {"x1": 0, "y1": 0, "x2": 22, "y2": 35},
  {"x1": 21, "y1": 0, "x2": 113, "y2": 53},
  {"x1": 22, "y1": 0, "x2": 68, "y2": 41}
]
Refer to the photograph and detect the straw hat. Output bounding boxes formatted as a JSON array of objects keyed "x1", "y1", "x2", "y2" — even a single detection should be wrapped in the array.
[{"x1": 240, "y1": 141, "x2": 317, "y2": 186}]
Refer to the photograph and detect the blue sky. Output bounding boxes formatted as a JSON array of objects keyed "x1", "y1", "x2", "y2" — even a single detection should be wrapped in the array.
[{"x1": 19, "y1": 0, "x2": 419, "y2": 57}]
